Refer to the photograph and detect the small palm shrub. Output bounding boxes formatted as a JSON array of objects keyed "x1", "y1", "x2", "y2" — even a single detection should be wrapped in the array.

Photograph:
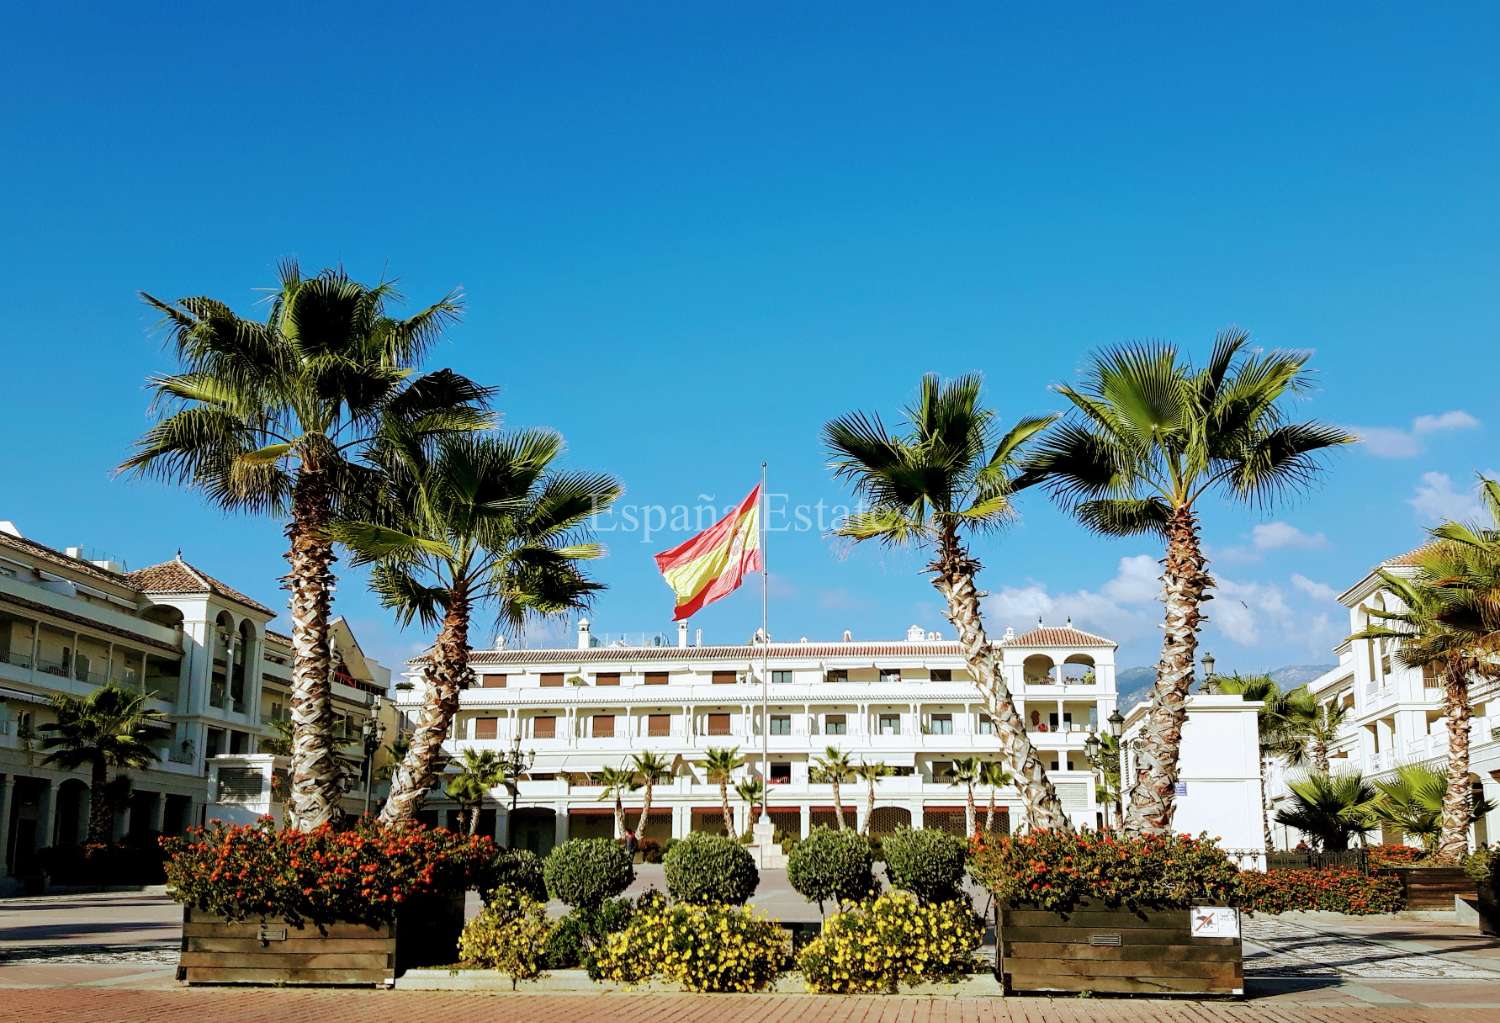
[
  {"x1": 457, "y1": 886, "x2": 553, "y2": 989},
  {"x1": 662, "y1": 832, "x2": 759, "y2": 905},
  {"x1": 544, "y1": 838, "x2": 633, "y2": 909},
  {"x1": 787, "y1": 826, "x2": 875, "y2": 912},
  {"x1": 799, "y1": 891, "x2": 980, "y2": 993},
  {"x1": 881, "y1": 828, "x2": 967, "y2": 903},
  {"x1": 593, "y1": 893, "x2": 787, "y2": 992}
]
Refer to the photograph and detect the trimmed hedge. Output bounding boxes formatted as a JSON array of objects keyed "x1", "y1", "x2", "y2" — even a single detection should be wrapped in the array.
[
  {"x1": 788, "y1": 826, "x2": 876, "y2": 912},
  {"x1": 479, "y1": 847, "x2": 547, "y2": 904},
  {"x1": 1237, "y1": 868, "x2": 1404, "y2": 915},
  {"x1": 662, "y1": 832, "x2": 759, "y2": 905},
  {"x1": 544, "y1": 838, "x2": 634, "y2": 909},
  {"x1": 881, "y1": 828, "x2": 966, "y2": 904}
]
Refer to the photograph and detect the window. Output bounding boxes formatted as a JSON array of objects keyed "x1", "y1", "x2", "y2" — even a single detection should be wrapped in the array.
[
  {"x1": 712, "y1": 671, "x2": 737, "y2": 685},
  {"x1": 879, "y1": 668, "x2": 901, "y2": 684},
  {"x1": 769, "y1": 715, "x2": 791, "y2": 736},
  {"x1": 595, "y1": 673, "x2": 620, "y2": 687},
  {"x1": 228, "y1": 730, "x2": 248, "y2": 754},
  {"x1": 205, "y1": 727, "x2": 224, "y2": 759},
  {"x1": 825, "y1": 669, "x2": 848, "y2": 684},
  {"x1": 475, "y1": 717, "x2": 499, "y2": 740},
  {"x1": 928, "y1": 713, "x2": 953, "y2": 735},
  {"x1": 770, "y1": 762, "x2": 792, "y2": 784},
  {"x1": 932, "y1": 760, "x2": 953, "y2": 781},
  {"x1": 707, "y1": 713, "x2": 731, "y2": 736},
  {"x1": 978, "y1": 714, "x2": 996, "y2": 736},
  {"x1": 824, "y1": 714, "x2": 847, "y2": 736},
  {"x1": 533, "y1": 716, "x2": 556, "y2": 739},
  {"x1": 878, "y1": 713, "x2": 901, "y2": 735},
  {"x1": 540, "y1": 673, "x2": 564, "y2": 688},
  {"x1": 930, "y1": 669, "x2": 952, "y2": 682},
  {"x1": 478, "y1": 674, "x2": 507, "y2": 689},
  {"x1": 645, "y1": 672, "x2": 669, "y2": 686},
  {"x1": 647, "y1": 713, "x2": 670, "y2": 737},
  {"x1": 772, "y1": 670, "x2": 793, "y2": 685},
  {"x1": 592, "y1": 714, "x2": 615, "y2": 738}
]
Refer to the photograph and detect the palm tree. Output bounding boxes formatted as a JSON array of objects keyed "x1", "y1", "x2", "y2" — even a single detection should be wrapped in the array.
[
  {"x1": 825, "y1": 375, "x2": 1068, "y2": 829},
  {"x1": 701, "y1": 747, "x2": 742, "y2": 836},
  {"x1": 445, "y1": 749, "x2": 507, "y2": 835},
  {"x1": 1021, "y1": 334, "x2": 1352, "y2": 834},
  {"x1": 597, "y1": 765, "x2": 639, "y2": 839},
  {"x1": 947, "y1": 757, "x2": 983, "y2": 837},
  {"x1": 1372, "y1": 763, "x2": 1496, "y2": 856},
  {"x1": 332, "y1": 432, "x2": 620, "y2": 823},
  {"x1": 1205, "y1": 673, "x2": 1311, "y2": 851},
  {"x1": 1302, "y1": 700, "x2": 1347, "y2": 774},
  {"x1": 854, "y1": 760, "x2": 890, "y2": 836},
  {"x1": 39, "y1": 685, "x2": 169, "y2": 844},
  {"x1": 981, "y1": 761, "x2": 1012, "y2": 834},
  {"x1": 258, "y1": 716, "x2": 294, "y2": 757},
  {"x1": 630, "y1": 751, "x2": 673, "y2": 836},
  {"x1": 735, "y1": 777, "x2": 767, "y2": 833},
  {"x1": 1274, "y1": 770, "x2": 1378, "y2": 851},
  {"x1": 122, "y1": 264, "x2": 491, "y2": 829},
  {"x1": 811, "y1": 747, "x2": 855, "y2": 829},
  {"x1": 1426, "y1": 476, "x2": 1500, "y2": 637}
]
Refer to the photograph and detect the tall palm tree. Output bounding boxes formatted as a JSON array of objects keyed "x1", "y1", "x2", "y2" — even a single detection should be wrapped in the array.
[
  {"x1": 947, "y1": 756, "x2": 983, "y2": 836},
  {"x1": 1302, "y1": 700, "x2": 1348, "y2": 774},
  {"x1": 701, "y1": 746, "x2": 742, "y2": 836},
  {"x1": 854, "y1": 760, "x2": 890, "y2": 836},
  {"x1": 981, "y1": 761, "x2": 1012, "y2": 833},
  {"x1": 122, "y1": 263, "x2": 491, "y2": 829},
  {"x1": 630, "y1": 751, "x2": 673, "y2": 836},
  {"x1": 1274, "y1": 770, "x2": 1378, "y2": 851},
  {"x1": 811, "y1": 747, "x2": 855, "y2": 829},
  {"x1": 735, "y1": 777, "x2": 767, "y2": 832},
  {"x1": 597, "y1": 765, "x2": 639, "y2": 839},
  {"x1": 1371, "y1": 763, "x2": 1496, "y2": 856},
  {"x1": 445, "y1": 749, "x2": 507, "y2": 835},
  {"x1": 332, "y1": 432, "x2": 620, "y2": 823},
  {"x1": 39, "y1": 685, "x2": 169, "y2": 843},
  {"x1": 1426, "y1": 476, "x2": 1500, "y2": 637},
  {"x1": 1021, "y1": 333, "x2": 1352, "y2": 834},
  {"x1": 1205, "y1": 673, "x2": 1311, "y2": 852},
  {"x1": 825, "y1": 375, "x2": 1068, "y2": 829}
]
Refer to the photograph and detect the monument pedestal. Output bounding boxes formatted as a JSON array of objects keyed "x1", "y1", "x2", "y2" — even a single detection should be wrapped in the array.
[{"x1": 751, "y1": 817, "x2": 787, "y2": 869}]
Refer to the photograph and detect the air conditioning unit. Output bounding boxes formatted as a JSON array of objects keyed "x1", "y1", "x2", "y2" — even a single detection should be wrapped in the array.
[{"x1": 1490, "y1": 725, "x2": 1500, "y2": 742}]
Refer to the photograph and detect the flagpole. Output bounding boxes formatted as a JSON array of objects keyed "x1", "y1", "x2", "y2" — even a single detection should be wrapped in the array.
[{"x1": 759, "y1": 460, "x2": 769, "y2": 826}]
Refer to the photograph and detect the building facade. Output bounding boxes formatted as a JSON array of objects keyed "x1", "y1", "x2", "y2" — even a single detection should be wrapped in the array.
[
  {"x1": 0, "y1": 522, "x2": 389, "y2": 879},
  {"x1": 1266, "y1": 545, "x2": 1500, "y2": 851},
  {"x1": 397, "y1": 617, "x2": 1119, "y2": 854}
]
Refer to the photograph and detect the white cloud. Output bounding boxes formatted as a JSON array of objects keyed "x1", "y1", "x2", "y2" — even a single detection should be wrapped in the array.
[
  {"x1": 1351, "y1": 410, "x2": 1480, "y2": 459},
  {"x1": 983, "y1": 554, "x2": 1160, "y2": 643},
  {"x1": 1211, "y1": 577, "x2": 1294, "y2": 646},
  {"x1": 1408, "y1": 471, "x2": 1485, "y2": 523},
  {"x1": 1251, "y1": 522, "x2": 1327, "y2": 551},
  {"x1": 1290, "y1": 573, "x2": 1339, "y2": 603}
]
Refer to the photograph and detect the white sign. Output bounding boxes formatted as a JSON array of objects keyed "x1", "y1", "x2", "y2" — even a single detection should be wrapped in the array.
[{"x1": 1189, "y1": 906, "x2": 1239, "y2": 939}]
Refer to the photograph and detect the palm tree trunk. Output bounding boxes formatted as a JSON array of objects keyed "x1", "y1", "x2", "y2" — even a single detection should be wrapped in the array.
[
  {"x1": 1437, "y1": 660, "x2": 1473, "y2": 862},
  {"x1": 986, "y1": 787, "x2": 997, "y2": 833},
  {"x1": 87, "y1": 755, "x2": 112, "y2": 845},
  {"x1": 614, "y1": 795, "x2": 625, "y2": 840},
  {"x1": 636, "y1": 780, "x2": 652, "y2": 836},
  {"x1": 864, "y1": 780, "x2": 876, "y2": 836},
  {"x1": 1260, "y1": 755, "x2": 1275, "y2": 853},
  {"x1": 965, "y1": 784, "x2": 977, "y2": 837},
  {"x1": 285, "y1": 467, "x2": 343, "y2": 830},
  {"x1": 832, "y1": 779, "x2": 845, "y2": 829},
  {"x1": 381, "y1": 589, "x2": 472, "y2": 824},
  {"x1": 467, "y1": 805, "x2": 480, "y2": 837},
  {"x1": 720, "y1": 780, "x2": 734, "y2": 837},
  {"x1": 930, "y1": 525, "x2": 1068, "y2": 830},
  {"x1": 1313, "y1": 740, "x2": 1329, "y2": 775},
  {"x1": 1123, "y1": 506, "x2": 1211, "y2": 836}
]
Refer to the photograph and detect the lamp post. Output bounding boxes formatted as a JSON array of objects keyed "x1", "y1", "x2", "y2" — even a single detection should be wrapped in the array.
[
  {"x1": 1107, "y1": 708, "x2": 1125, "y2": 829},
  {"x1": 498, "y1": 731, "x2": 536, "y2": 816},
  {"x1": 1201, "y1": 651, "x2": 1216, "y2": 687},
  {"x1": 1084, "y1": 731, "x2": 1103, "y2": 828},
  {"x1": 360, "y1": 696, "x2": 386, "y2": 818}
]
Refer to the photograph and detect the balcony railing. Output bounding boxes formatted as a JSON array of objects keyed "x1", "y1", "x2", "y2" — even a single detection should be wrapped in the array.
[{"x1": 0, "y1": 650, "x2": 32, "y2": 670}]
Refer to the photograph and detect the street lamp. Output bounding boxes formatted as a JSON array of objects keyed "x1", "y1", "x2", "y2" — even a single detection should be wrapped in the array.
[
  {"x1": 497, "y1": 731, "x2": 536, "y2": 816},
  {"x1": 360, "y1": 696, "x2": 386, "y2": 818},
  {"x1": 1107, "y1": 709, "x2": 1125, "y2": 829},
  {"x1": 1201, "y1": 650, "x2": 1216, "y2": 684}
]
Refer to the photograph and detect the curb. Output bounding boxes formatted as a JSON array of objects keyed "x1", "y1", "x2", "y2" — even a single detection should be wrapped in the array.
[{"x1": 395, "y1": 968, "x2": 1002, "y2": 996}]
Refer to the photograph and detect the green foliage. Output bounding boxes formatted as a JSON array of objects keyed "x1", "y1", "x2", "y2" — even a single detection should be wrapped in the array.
[
  {"x1": 1274, "y1": 771, "x2": 1378, "y2": 851},
  {"x1": 799, "y1": 892, "x2": 981, "y2": 993},
  {"x1": 593, "y1": 897, "x2": 787, "y2": 992},
  {"x1": 543, "y1": 897, "x2": 635, "y2": 973},
  {"x1": 787, "y1": 826, "x2": 876, "y2": 911},
  {"x1": 38, "y1": 684, "x2": 169, "y2": 771},
  {"x1": 544, "y1": 838, "x2": 633, "y2": 909},
  {"x1": 880, "y1": 828, "x2": 967, "y2": 904},
  {"x1": 969, "y1": 830, "x2": 1240, "y2": 914},
  {"x1": 458, "y1": 886, "x2": 553, "y2": 989},
  {"x1": 478, "y1": 847, "x2": 546, "y2": 904},
  {"x1": 1236, "y1": 869, "x2": 1403, "y2": 915},
  {"x1": 1371, "y1": 763, "x2": 1496, "y2": 854},
  {"x1": 662, "y1": 831, "x2": 759, "y2": 905}
]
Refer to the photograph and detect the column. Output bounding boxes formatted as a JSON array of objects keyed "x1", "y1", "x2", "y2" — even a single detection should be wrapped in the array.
[
  {"x1": 671, "y1": 804, "x2": 689, "y2": 839},
  {"x1": 152, "y1": 793, "x2": 168, "y2": 835},
  {"x1": 495, "y1": 807, "x2": 510, "y2": 847},
  {"x1": 0, "y1": 776, "x2": 14, "y2": 876},
  {"x1": 909, "y1": 803, "x2": 924, "y2": 829},
  {"x1": 553, "y1": 807, "x2": 570, "y2": 847},
  {"x1": 799, "y1": 803, "x2": 811, "y2": 839},
  {"x1": 36, "y1": 780, "x2": 57, "y2": 851}
]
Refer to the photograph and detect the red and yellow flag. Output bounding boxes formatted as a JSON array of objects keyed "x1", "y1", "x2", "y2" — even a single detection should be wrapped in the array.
[{"x1": 654, "y1": 484, "x2": 763, "y2": 621}]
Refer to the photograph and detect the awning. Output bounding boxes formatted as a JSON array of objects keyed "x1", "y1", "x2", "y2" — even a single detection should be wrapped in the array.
[{"x1": 0, "y1": 686, "x2": 49, "y2": 706}]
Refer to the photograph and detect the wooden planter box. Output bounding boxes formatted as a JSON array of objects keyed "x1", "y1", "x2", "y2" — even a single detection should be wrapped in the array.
[
  {"x1": 178, "y1": 894, "x2": 465, "y2": 987},
  {"x1": 1390, "y1": 866, "x2": 1475, "y2": 911},
  {"x1": 1476, "y1": 887, "x2": 1498, "y2": 936},
  {"x1": 995, "y1": 902, "x2": 1243, "y2": 997}
]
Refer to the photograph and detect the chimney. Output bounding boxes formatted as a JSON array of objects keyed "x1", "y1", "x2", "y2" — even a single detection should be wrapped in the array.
[
  {"x1": 677, "y1": 621, "x2": 688, "y2": 648},
  {"x1": 906, "y1": 624, "x2": 925, "y2": 643},
  {"x1": 1003, "y1": 625, "x2": 1016, "y2": 641},
  {"x1": 694, "y1": 628, "x2": 703, "y2": 647},
  {"x1": 65, "y1": 546, "x2": 83, "y2": 559},
  {"x1": 0, "y1": 521, "x2": 21, "y2": 538},
  {"x1": 494, "y1": 635, "x2": 507, "y2": 650},
  {"x1": 577, "y1": 618, "x2": 591, "y2": 650},
  {"x1": 841, "y1": 629, "x2": 853, "y2": 642}
]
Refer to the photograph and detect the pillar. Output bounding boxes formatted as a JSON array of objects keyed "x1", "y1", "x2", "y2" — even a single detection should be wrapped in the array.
[
  {"x1": 799, "y1": 803, "x2": 811, "y2": 839},
  {"x1": 553, "y1": 807, "x2": 570, "y2": 847},
  {"x1": 495, "y1": 807, "x2": 510, "y2": 847},
  {"x1": 671, "y1": 804, "x2": 689, "y2": 839},
  {"x1": 0, "y1": 776, "x2": 14, "y2": 876},
  {"x1": 36, "y1": 780, "x2": 57, "y2": 851},
  {"x1": 152, "y1": 793, "x2": 168, "y2": 836},
  {"x1": 909, "y1": 803, "x2": 923, "y2": 830}
]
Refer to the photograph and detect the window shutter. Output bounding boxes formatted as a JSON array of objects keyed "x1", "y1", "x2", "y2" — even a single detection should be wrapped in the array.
[
  {"x1": 533, "y1": 716, "x2": 556, "y2": 739},
  {"x1": 707, "y1": 713, "x2": 731, "y2": 735},
  {"x1": 474, "y1": 717, "x2": 498, "y2": 740},
  {"x1": 648, "y1": 713, "x2": 670, "y2": 737},
  {"x1": 593, "y1": 714, "x2": 615, "y2": 737},
  {"x1": 712, "y1": 671, "x2": 736, "y2": 685},
  {"x1": 596, "y1": 673, "x2": 620, "y2": 687},
  {"x1": 644, "y1": 672, "x2": 669, "y2": 686},
  {"x1": 540, "y1": 673, "x2": 564, "y2": 688},
  {"x1": 479, "y1": 674, "x2": 507, "y2": 689}
]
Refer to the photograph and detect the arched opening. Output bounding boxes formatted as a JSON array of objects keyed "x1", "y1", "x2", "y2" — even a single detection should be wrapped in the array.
[
  {"x1": 141, "y1": 605, "x2": 184, "y2": 630},
  {"x1": 1022, "y1": 654, "x2": 1055, "y2": 685},
  {"x1": 233, "y1": 620, "x2": 255, "y2": 713},
  {"x1": 210, "y1": 612, "x2": 235, "y2": 709},
  {"x1": 511, "y1": 808, "x2": 557, "y2": 856},
  {"x1": 1061, "y1": 653, "x2": 1096, "y2": 684},
  {"x1": 868, "y1": 806, "x2": 911, "y2": 837},
  {"x1": 54, "y1": 778, "x2": 91, "y2": 847}
]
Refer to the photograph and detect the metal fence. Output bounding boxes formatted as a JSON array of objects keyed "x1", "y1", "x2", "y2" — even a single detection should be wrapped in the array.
[{"x1": 1266, "y1": 849, "x2": 1369, "y2": 873}]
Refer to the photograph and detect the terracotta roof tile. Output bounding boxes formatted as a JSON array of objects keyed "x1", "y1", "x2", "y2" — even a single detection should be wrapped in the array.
[
  {"x1": 0, "y1": 531, "x2": 137, "y2": 591},
  {"x1": 126, "y1": 558, "x2": 275, "y2": 616},
  {"x1": 1381, "y1": 542, "x2": 1440, "y2": 568},
  {"x1": 1001, "y1": 626, "x2": 1115, "y2": 648}
]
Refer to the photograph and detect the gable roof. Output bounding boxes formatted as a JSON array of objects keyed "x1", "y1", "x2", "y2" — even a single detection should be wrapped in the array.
[
  {"x1": 126, "y1": 557, "x2": 275, "y2": 616},
  {"x1": 1001, "y1": 625, "x2": 1115, "y2": 648},
  {"x1": 0, "y1": 530, "x2": 138, "y2": 593}
]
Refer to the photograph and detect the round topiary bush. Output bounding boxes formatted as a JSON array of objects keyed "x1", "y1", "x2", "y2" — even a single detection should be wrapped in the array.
[
  {"x1": 663, "y1": 832, "x2": 759, "y2": 905},
  {"x1": 479, "y1": 847, "x2": 547, "y2": 904},
  {"x1": 787, "y1": 826, "x2": 875, "y2": 912},
  {"x1": 881, "y1": 827, "x2": 967, "y2": 904},
  {"x1": 544, "y1": 838, "x2": 634, "y2": 909}
]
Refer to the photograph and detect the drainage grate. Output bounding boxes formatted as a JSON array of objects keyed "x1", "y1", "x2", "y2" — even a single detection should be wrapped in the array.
[{"x1": 1088, "y1": 933, "x2": 1122, "y2": 946}]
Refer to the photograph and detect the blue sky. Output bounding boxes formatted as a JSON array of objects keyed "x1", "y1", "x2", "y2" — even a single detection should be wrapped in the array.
[{"x1": 3, "y1": 3, "x2": 1497, "y2": 677}]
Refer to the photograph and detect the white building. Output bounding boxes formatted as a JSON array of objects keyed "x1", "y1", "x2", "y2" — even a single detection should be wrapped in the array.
[
  {"x1": 0, "y1": 522, "x2": 390, "y2": 880},
  {"x1": 397, "y1": 617, "x2": 1120, "y2": 854},
  {"x1": 1267, "y1": 544, "x2": 1500, "y2": 850}
]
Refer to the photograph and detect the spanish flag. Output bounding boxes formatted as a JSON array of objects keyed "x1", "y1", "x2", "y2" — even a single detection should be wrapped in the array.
[{"x1": 654, "y1": 484, "x2": 763, "y2": 621}]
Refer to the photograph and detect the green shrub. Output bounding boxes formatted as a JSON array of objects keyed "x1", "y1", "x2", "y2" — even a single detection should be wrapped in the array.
[
  {"x1": 1461, "y1": 846, "x2": 1495, "y2": 888},
  {"x1": 479, "y1": 848, "x2": 546, "y2": 904},
  {"x1": 593, "y1": 899, "x2": 787, "y2": 992},
  {"x1": 798, "y1": 891, "x2": 980, "y2": 993},
  {"x1": 544, "y1": 838, "x2": 633, "y2": 909},
  {"x1": 788, "y1": 826, "x2": 876, "y2": 912},
  {"x1": 663, "y1": 832, "x2": 759, "y2": 905},
  {"x1": 457, "y1": 886, "x2": 553, "y2": 989},
  {"x1": 881, "y1": 828, "x2": 966, "y2": 903},
  {"x1": 543, "y1": 896, "x2": 635, "y2": 972},
  {"x1": 1237, "y1": 868, "x2": 1404, "y2": 914}
]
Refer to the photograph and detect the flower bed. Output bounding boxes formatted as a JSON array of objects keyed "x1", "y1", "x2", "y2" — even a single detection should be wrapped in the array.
[
  {"x1": 1236, "y1": 868, "x2": 1403, "y2": 915},
  {"x1": 592, "y1": 892, "x2": 787, "y2": 992},
  {"x1": 798, "y1": 891, "x2": 979, "y2": 993}
]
